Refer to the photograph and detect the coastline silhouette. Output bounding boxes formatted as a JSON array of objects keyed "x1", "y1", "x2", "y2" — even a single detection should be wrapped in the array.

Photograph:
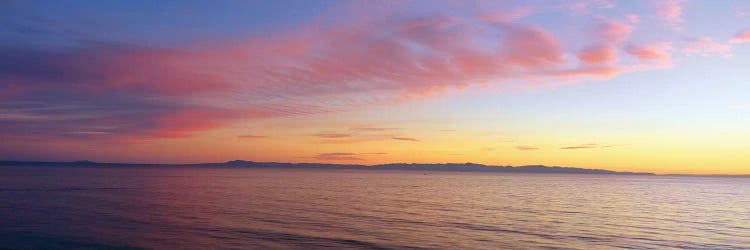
[{"x1": 0, "y1": 160, "x2": 654, "y2": 175}]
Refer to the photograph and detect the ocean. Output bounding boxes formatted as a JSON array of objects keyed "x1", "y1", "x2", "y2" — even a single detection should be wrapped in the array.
[{"x1": 1, "y1": 166, "x2": 748, "y2": 249}]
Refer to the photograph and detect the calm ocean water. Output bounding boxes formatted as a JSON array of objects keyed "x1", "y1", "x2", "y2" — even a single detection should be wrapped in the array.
[{"x1": 1, "y1": 166, "x2": 748, "y2": 249}]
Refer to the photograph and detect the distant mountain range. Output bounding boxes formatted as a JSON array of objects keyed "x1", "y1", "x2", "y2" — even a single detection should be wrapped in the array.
[{"x1": 0, "y1": 160, "x2": 656, "y2": 175}]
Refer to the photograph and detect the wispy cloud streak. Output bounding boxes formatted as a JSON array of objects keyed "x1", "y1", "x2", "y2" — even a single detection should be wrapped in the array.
[
  {"x1": 312, "y1": 153, "x2": 364, "y2": 161},
  {"x1": 560, "y1": 143, "x2": 614, "y2": 150},
  {"x1": 392, "y1": 137, "x2": 420, "y2": 142},
  {"x1": 516, "y1": 146, "x2": 540, "y2": 150}
]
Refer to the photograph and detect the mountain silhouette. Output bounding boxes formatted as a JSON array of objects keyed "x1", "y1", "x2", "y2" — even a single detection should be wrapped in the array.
[{"x1": 0, "y1": 160, "x2": 655, "y2": 175}]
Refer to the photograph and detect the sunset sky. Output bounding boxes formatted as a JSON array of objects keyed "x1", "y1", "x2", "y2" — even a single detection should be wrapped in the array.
[{"x1": 1, "y1": 0, "x2": 749, "y2": 174}]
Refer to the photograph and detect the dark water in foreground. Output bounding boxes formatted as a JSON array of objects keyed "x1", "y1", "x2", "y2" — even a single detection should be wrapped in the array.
[{"x1": 1, "y1": 167, "x2": 748, "y2": 249}]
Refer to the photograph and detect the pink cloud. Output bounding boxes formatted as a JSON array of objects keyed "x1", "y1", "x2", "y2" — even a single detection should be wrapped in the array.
[
  {"x1": 562, "y1": 0, "x2": 615, "y2": 15},
  {"x1": 576, "y1": 19, "x2": 634, "y2": 67},
  {"x1": 477, "y1": 8, "x2": 532, "y2": 23},
  {"x1": 730, "y1": 29, "x2": 750, "y2": 44},
  {"x1": 655, "y1": 0, "x2": 687, "y2": 29},
  {"x1": 1, "y1": 2, "x2": 678, "y2": 140},
  {"x1": 398, "y1": 83, "x2": 471, "y2": 101},
  {"x1": 541, "y1": 66, "x2": 627, "y2": 83},
  {"x1": 626, "y1": 43, "x2": 673, "y2": 62},
  {"x1": 501, "y1": 24, "x2": 565, "y2": 67},
  {"x1": 595, "y1": 20, "x2": 633, "y2": 45},
  {"x1": 578, "y1": 46, "x2": 618, "y2": 65},
  {"x1": 625, "y1": 14, "x2": 641, "y2": 24},
  {"x1": 153, "y1": 111, "x2": 227, "y2": 138},
  {"x1": 152, "y1": 109, "x2": 273, "y2": 138},
  {"x1": 96, "y1": 49, "x2": 234, "y2": 95},
  {"x1": 682, "y1": 37, "x2": 732, "y2": 58},
  {"x1": 399, "y1": 15, "x2": 463, "y2": 32}
]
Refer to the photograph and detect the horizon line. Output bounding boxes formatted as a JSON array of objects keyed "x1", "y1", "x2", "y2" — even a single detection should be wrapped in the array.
[{"x1": 1, "y1": 159, "x2": 748, "y2": 177}]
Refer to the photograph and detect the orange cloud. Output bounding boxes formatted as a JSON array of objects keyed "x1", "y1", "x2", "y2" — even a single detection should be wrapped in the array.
[
  {"x1": 516, "y1": 146, "x2": 539, "y2": 150},
  {"x1": 312, "y1": 153, "x2": 364, "y2": 161},
  {"x1": 392, "y1": 137, "x2": 420, "y2": 142},
  {"x1": 730, "y1": 29, "x2": 750, "y2": 44},
  {"x1": 560, "y1": 143, "x2": 613, "y2": 150},
  {"x1": 351, "y1": 126, "x2": 399, "y2": 132},
  {"x1": 238, "y1": 135, "x2": 268, "y2": 139},
  {"x1": 312, "y1": 133, "x2": 352, "y2": 138}
]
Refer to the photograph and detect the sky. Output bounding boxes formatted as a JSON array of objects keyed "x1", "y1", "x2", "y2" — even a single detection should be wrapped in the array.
[{"x1": 1, "y1": 0, "x2": 750, "y2": 174}]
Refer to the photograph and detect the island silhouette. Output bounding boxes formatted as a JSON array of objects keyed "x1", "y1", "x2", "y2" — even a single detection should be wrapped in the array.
[{"x1": 0, "y1": 160, "x2": 655, "y2": 175}]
